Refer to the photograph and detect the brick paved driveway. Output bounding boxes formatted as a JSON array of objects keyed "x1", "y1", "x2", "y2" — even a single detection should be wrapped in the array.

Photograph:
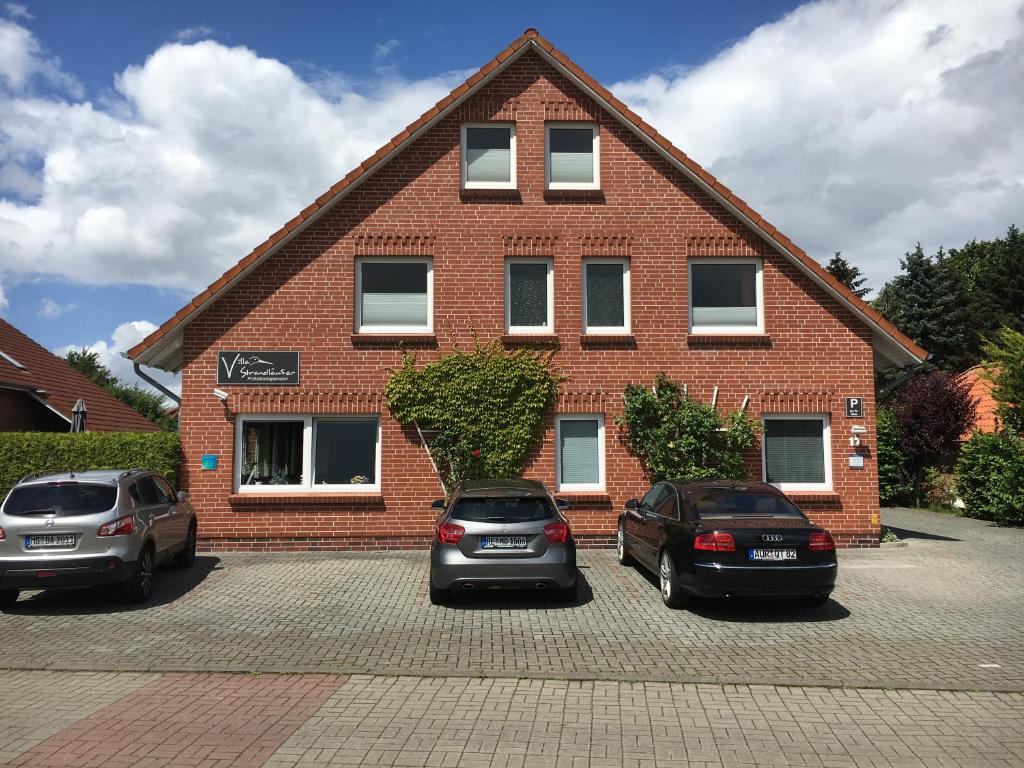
[{"x1": 0, "y1": 508, "x2": 1021, "y2": 692}]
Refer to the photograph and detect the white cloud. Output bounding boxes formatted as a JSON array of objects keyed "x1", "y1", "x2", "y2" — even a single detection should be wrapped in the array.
[
  {"x1": 174, "y1": 26, "x2": 215, "y2": 43},
  {"x1": 0, "y1": 280, "x2": 7, "y2": 312},
  {"x1": 373, "y1": 38, "x2": 400, "y2": 62},
  {"x1": 0, "y1": 23, "x2": 464, "y2": 293},
  {"x1": 4, "y1": 3, "x2": 30, "y2": 21},
  {"x1": 38, "y1": 296, "x2": 74, "y2": 318},
  {"x1": 612, "y1": 0, "x2": 1024, "y2": 291},
  {"x1": 0, "y1": 18, "x2": 79, "y2": 95},
  {"x1": 54, "y1": 320, "x2": 181, "y2": 401}
]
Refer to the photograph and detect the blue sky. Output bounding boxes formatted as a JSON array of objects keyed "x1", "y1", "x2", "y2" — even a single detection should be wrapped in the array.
[{"x1": 1, "y1": 0, "x2": 1022, "y2": 393}]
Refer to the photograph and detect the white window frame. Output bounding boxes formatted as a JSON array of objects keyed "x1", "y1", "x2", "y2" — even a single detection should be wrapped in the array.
[
  {"x1": 355, "y1": 257, "x2": 433, "y2": 334},
  {"x1": 582, "y1": 257, "x2": 630, "y2": 334},
  {"x1": 761, "y1": 413, "x2": 832, "y2": 492},
  {"x1": 687, "y1": 256, "x2": 765, "y2": 335},
  {"x1": 505, "y1": 257, "x2": 554, "y2": 334},
  {"x1": 460, "y1": 123, "x2": 517, "y2": 190},
  {"x1": 545, "y1": 122, "x2": 600, "y2": 190},
  {"x1": 555, "y1": 413, "x2": 605, "y2": 492},
  {"x1": 235, "y1": 414, "x2": 382, "y2": 493}
]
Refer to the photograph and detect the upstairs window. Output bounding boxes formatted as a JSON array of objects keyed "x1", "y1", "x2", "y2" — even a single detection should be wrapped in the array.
[
  {"x1": 582, "y1": 258, "x2": 630, "y2": 334},
  {"x1": 505, "y1": 258, "x2": 554, "y2": 334},
  {"x1": 461, "y1": 124, "x2": 516, "y2": 189},
  {"x1": 356, "y1": 258, "x2": 433, "y2": 334},
  {"x1": 545, "y1": 124, "x2": 599, "y2": 190},
  {"x1": 688, "y1": 258, "x2": 763, "y2": 334}
]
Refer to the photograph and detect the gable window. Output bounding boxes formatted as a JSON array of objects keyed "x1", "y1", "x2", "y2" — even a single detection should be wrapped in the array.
[
  {"x1": 556, "y1": 414, "x2": 604, "y2": 491},
  {"x1": 582, "y1": 258, "x2": 630, "y2": 334},
  {"x1": 762, "y1": 414, "x2": 831, "y2": 491},
  {"x1": 688, "y1": 257, "x2": 763, "y2": 334},
  {"x1": 505, "y1": 258, "x2": 554, "y2": 334},
  {"x1": 545, "y1": 123, "x2": 599, "y2": 190},
  {"x1": 356, "y1": 258, "x2": 433, "y2": 333},
  {"x1": 237, "y1": 415, "x2": 381, "y2": 492},
  {"x1": 461, "y1": 124, "x2": 516, "y2": 189}
]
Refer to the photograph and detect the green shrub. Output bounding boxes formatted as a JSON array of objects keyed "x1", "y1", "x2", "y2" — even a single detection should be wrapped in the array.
[
  {"x1": 386, "y1": 339, "x2": 563, "y2": 494},
  {"x1": 922, "y1": 468, "x2": 958, "y2": 509},
  {"x1": 955, "y1": 431, "x2": 1024, "y2": 525},
  {"x1": 0, "y1": 431, "x2": 181, "y2": 498},
  {"x1": 616, "y1": 374, "x2": 757, "y2": 483},
  {"x1": 877, "y1": 407, "x2": 913, "y2": 506}
]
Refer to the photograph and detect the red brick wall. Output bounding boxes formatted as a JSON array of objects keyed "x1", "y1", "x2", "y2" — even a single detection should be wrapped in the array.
[{"x1": 180, "y1": 50, "x2": 880, "y2": 550}]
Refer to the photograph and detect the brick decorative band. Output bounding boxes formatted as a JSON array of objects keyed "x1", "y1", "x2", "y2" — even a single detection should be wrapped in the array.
[
  {"x1": 504, "y1": 233, "x2": 558, "y2": 255},
  {"x1": 687, "y1": 334, "x2": 773, "y2": 348},
  {"x1": 352, "y1": 232, "x2": 434, "y2": 255}
]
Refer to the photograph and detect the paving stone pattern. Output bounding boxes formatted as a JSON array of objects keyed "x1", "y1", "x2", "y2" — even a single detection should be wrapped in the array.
[
  {"x1": 0, "y1": 509, "x2": 1021, "y2": 691},
  {"x1": 0, "y1": 672, "x2": 1020, "y2": 768}
]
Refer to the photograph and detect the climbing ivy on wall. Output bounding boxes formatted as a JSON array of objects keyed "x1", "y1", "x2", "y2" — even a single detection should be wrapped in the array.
[
  {"x1": 386, "y1": 338, "x2": 564, "y2": 494},
  {"x1": 617, "y1": 374, "x2": 758, "y2": 483}
]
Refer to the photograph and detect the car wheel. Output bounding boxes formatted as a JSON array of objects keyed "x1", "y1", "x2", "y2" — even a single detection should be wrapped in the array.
[
  {"x1": 173, "y1": 522, "x2": 197, "y2": 569},
  {"x1": 559, "y1": 578, "x2": 579, "y2": 603},
  {"x1": 659, "y1": 551, "x2": 689, "y2": 609},
  {"x1": 616, "y1": 524, "x2": 633, "y2": 566},
  {"x1": 0, "y1": 589, "x2": 18, "y2": 610},
  {"x1": 429, "y1": 584, "x2": 448, "y2": 605},
  {"x1": 124, "y1": 545, "x2": 155, "y2": 604}
]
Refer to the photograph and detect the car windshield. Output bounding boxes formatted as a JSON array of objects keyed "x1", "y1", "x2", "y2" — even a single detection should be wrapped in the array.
[
  {"x1": 451, "y1": 496, "x2": 555, "y2": 523},
  {"x1": 693, "y1": 491, "x2": 805, "y2": 519},
  {"x1": 3, "y1": 483, "x2": 118, "y2": 517}
]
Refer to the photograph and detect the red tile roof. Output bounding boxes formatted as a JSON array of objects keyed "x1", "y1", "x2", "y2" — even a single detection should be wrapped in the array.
[
  {"x1": 0, "y1": 318, "x2": 159, "y2": 432},
  {"x1": 127, "y1": 28, "x2": 927, "y2": 367},
  {"x1": 957, "y1": 365, "x2": 1001, "y2": 438}
]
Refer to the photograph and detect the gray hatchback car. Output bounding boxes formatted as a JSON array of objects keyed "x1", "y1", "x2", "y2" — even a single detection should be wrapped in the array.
[
  {"x1": 0, "y1": 468, "x2": 198, "y2": 608},
  {"x1": 429, "y1": 479, "x2": 577, "y2": 604}
]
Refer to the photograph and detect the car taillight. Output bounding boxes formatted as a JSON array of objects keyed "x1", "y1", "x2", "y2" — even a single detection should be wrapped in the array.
[
  {"x1": 808, "y1": 531, "x2": 835, "y2": 551},
  {"x1": 437, "y1": 522, "x2": 465, "y2": 544},
  {"x1": 0, "y1": 527, "x2": 5, "y2": 541},
  {"x1": 543, "y1": 522, "x2": 570, "y2": 544},
  {"x1": 98, "y1": 515, "x2": 135, "y2": 537},
  {"x1": 694, "y1": 532, "x2": 736, "y2": 552}
]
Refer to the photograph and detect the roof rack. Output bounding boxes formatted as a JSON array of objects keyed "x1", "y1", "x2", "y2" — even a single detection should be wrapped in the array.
[
  {"x1": 18, "y1": 469, "x2": 63, "y2": 484},
  {"x1": 117, "y1": 468, "x2": 149, "y2": 480}
]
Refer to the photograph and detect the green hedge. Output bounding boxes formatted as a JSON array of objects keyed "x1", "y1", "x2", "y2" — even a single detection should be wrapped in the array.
[
  {"x1": 955, "y1": 431, "x2": 1024, "y2": 525},
  {"x1": 0, "y1": 432, "x2": 181, "y2": 499}
]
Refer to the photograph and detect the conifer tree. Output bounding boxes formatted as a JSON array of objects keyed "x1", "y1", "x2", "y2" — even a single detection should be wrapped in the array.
[{"x1": 825, "y1": 251, "x2": 869, "y2": 297}]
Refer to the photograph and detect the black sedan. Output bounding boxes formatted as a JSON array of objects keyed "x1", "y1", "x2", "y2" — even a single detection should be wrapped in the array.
[{"x1": 617, "y1": 480, "x2": 837, "y2": 608}]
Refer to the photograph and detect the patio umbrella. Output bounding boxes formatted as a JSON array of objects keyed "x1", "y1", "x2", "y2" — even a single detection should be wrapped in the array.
[{"x1": 70, "y1": 399, "x2": 87, "y2": 433}]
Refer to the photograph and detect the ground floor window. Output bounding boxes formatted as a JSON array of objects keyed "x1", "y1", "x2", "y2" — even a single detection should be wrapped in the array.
[
  {"x1": 556, "y1": 414, "x2": 604, "y2": 491},
  {"x1": 237, "y1": 415, "x2": 380, "y2": 492},
  {"x1": 762, "y1": 414, "x2": 831, "y2": 491}
]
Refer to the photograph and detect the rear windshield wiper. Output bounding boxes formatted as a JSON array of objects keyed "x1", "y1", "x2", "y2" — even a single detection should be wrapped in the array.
[{"x1": 15, "y1": 508, "x2": 60, "y2": 516}]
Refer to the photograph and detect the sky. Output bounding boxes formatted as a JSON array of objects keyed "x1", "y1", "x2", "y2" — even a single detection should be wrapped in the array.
[{"x1": 0, "y1": 0, "x2": 1022, "y2": 398}]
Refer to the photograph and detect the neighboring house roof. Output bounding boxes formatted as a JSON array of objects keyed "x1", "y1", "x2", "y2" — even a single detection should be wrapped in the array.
[
  {"x1": 127, "y1": 28, "x2": 927, "y2": 373},
  {"x1": 0, "y1": 318, "x2": 159, "y2": 432},
  {"x1": 956, "y1": 365, "x2": 1001, "y2": 439}
]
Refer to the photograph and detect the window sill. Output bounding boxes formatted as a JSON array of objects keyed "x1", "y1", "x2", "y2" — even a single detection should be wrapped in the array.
[
  {"x1": 580, "y1": 334, "x2": 635, "y2": 348},
  {"x1": 687, "y1": 334, "x2": 772, "y2": 348},
  {"x1": 557, "y1": 492, "x2": 613, "y2": 505},
  {"x1": 460, "y1": 188, "x2": 522, "y2": 203},
  {"x1": 229, "y1": 492, "x2": 385, "y2": 507},
  {"x1": 501, "y1": 334, "x2": 560, "y2": 347},
  {"x1": 543, "y1": 189, "x2": 605, "y2": 203},
  {"x1": 351, "y1": 333, "x2": 437, "y2": 347}
]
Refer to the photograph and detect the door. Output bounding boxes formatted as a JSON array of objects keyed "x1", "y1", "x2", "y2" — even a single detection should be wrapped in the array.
[
  {"x1": 131, "y1": 477, "x2": 170, "y2": 555},
  {"x1": 631, "y1": 483, "x2": 672, "y2": 568},
  {"x1": 650, "y1": 490, "x2": 679, "y2": 560},
  {"x1": 153, "y1": 475, "x2": 187, "y2": 550}
]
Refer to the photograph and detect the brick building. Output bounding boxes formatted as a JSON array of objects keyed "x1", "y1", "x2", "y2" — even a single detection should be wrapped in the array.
[{"x1": 127, "y1": 30, "x2": 925, "y2": 551}]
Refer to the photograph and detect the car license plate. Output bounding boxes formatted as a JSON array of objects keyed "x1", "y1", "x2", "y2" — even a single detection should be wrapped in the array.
[
  {"x1": 25, "y1": 534, "x2": 76, "y2": 549},
  {"x1": 481, "y1": 536, "x2": 528, "y2": 549},
  {"x1": 749, "y1": 548, "x2": 797, "y2": 561}
]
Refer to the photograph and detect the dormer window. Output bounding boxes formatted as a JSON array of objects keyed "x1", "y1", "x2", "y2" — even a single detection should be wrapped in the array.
[
  {"x1": 461, "y1": 124, "x2": 516, "y2": 189},
  {"x1": 545, "y1": 123, "x2": 599, "y2": 190}
]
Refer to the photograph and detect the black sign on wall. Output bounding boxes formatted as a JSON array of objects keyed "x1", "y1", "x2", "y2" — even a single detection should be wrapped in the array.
[
  {"x1": 217, "y1": 351, "x2": 300, "y2": 385},
  {"x1": 845, "y1": 397, "x2": 864, "y2": 418}
]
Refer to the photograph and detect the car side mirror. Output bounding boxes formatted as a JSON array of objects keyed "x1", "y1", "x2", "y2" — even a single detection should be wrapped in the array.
[
  {"x1": 624, "y1": 498, "x2": 639, "y2": 509},
  {"x1": 176, "y1": 490, "x2": 189, "y2": 503},
  {"x1": 431, "y1": 499, "x2": 445, "y2": 509},
  {"x1": 555, "y1": 498, "x2": 569, "y2": 509}
]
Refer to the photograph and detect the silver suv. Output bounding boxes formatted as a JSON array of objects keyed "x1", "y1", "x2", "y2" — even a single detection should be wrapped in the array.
[{"x1": 0, "y1": 469, "x2": 197, "y2": 608}]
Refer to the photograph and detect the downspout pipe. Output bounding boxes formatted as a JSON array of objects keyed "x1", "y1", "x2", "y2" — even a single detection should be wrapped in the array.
[{"x1": 133, "y1": 362, "x2": 181, "y2": 406}]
